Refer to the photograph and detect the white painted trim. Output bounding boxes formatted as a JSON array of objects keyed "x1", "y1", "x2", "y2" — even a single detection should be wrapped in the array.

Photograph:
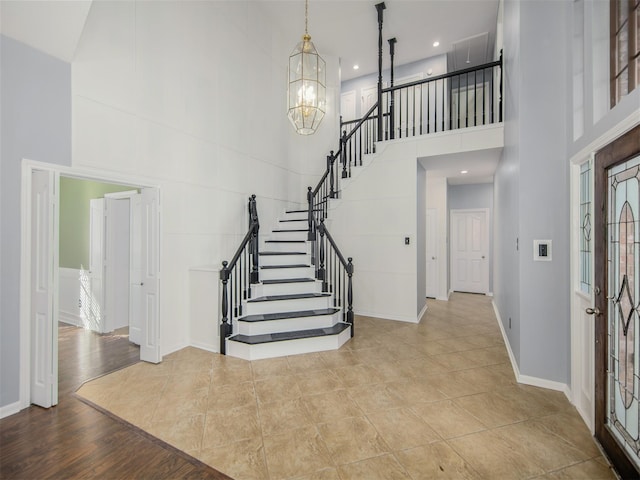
[
  {"x1": 59, "y1": 311, "x2": 82, "y2": 326},
  {"x1": 19, "y1": 159, "x2": 162, "y2": 411},
  {"x1": 485, "y1": 292, "x2": 494, "y2": 297},
  {"x1": 0, "y1": 401, "x2": 22, "y2": 419},
  {"x1": 569, "y1": 114, "x2": 639, "y2": 165},
  {"x1": 417, "y1": 302, "x2": 429, "y2": 323},
  {"x1": 354, "y1": 309, "x2": 421, "y2": 324},
  {"x1": 104, "y1": 190, "x2": 139, "y2": 199},
  {"x1": 492, "y1": 300, "x2": 571, "y2": 401},
  {"x1": 189, "y1": 341, "x2": 219, "y2": 354}
]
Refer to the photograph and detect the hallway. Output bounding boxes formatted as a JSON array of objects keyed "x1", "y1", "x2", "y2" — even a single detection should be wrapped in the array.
[{"x1": 75, "y1": 293, "x2": 616, "y2": 479}]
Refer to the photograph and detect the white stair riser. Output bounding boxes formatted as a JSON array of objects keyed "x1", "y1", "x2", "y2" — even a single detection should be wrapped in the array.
[
  {"x1": 262, "y1": 242, "x2": 310, "y2": 253},
  {"x1": 278, "y1": 219, "x2": 308, "y2": 228},
  {"x1": 226, "y1": 326, "x2": 352, "y2": 360},
  {"x1": 260, "y1": 254, "x2": 310, "y2": 266},
  {"x1": 252, "y1": 281, "x2": 321, "y2": 297},
  {"x1": 269, "y1": 231, "x2": 309, "y2": 241},
  {"x1": 237, "y1": 312, "x2": 342, "y2": 336},
  {"x1": 260, "y1": 266, "x2": 315, "y2": 281},
  {"x1": 244, "y1": 296, "x2": 332, "y2": 315}
]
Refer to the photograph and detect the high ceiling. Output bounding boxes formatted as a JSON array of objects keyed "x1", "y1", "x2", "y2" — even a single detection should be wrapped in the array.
[{"x1": 1, "y1": 0, "x2": 500, "y2": 80}]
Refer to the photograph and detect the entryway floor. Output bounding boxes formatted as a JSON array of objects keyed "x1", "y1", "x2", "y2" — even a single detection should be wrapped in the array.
[{"x1": 76, "y1": 293, "x2": 615, "y2": 479}]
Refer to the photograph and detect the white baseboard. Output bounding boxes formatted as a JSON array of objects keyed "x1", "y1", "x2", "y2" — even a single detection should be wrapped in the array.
[
  {"x1": 354, "y1": 309, "x2": 420, "y2": 324},
  {"x1": 417, "y1": 302, "x2": 429, "y2": 323},
  {"x1": 59, "y1": 310, "x2": 81, "y2": 327},
  {"x1": 0, "y1": 400, "x2": 22, "y2": 419},
  {"x1": 491, "y1": 301, "x2": 571, "y2": 401},
  {"x1": 190, "y1": 341, "x2": 219, "y2": 354},
  {"x1": 485, "y1": 292, "x2": 494, "y2": 297}
]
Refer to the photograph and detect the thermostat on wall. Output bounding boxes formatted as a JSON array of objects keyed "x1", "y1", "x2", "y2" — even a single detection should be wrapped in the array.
[{"x1": 533, "y1": 239, "x2": 552, "y2": 262}]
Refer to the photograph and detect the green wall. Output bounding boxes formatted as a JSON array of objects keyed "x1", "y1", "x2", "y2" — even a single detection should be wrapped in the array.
[{"x1": 59, "y1": 177, "x2": 136, "y2": 269}]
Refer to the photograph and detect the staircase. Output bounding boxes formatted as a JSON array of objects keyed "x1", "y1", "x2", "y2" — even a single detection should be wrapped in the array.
[{"x1": 224, "y1": 208, "x2": 352, "y2": 360}]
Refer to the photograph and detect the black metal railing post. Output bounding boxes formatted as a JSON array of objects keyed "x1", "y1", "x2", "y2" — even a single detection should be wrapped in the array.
[
  {"x1": 307, "y1": 186, "x2": 314, "y2": 241},
  {"x1": 499, "y1": 49, "x2": 503, "y2": 122},
  {"x1": 319, "y1": 220, "x2": 327, "y2": 291},
  {"x1": 388, "y1": 37, "x2": 397, "y2": 140},
  {"x1": 341, "y1": 131, "x2": 348, "y2": 178},
  {"x1": 249, "y1": 195, "x2": 259, "y2": 284},
  {"x1": 329, "y1": 151, "x2": 336, "y2": 198},
  {"x1": 220, "y1": 261, "x2": 230, "y2": 354},
  {"x1": 347, "y1": 257, "x2": 354, "y2": 336},
  {"x1": 375, "y1": 2, "x2": 386, "y2": 142}
]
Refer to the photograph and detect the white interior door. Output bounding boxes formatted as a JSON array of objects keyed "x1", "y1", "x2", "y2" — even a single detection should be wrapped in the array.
[
  {"x1": 340, "y1": 90, "x2": 356, "y2": 122},
  {"x1": 450, "y1": 209, "x2": 489, "y2": 294},
  {"x1": 31, "y1": 169, "x2": 57, "y2": 408},
  {"x1": 104, "y1": 197, "x2": 131, "y2": 333},
  {"x1": 140, "y1": 187, "x2": 161, "y2": 363},
  {"x1": 129, "y1": 193, "x2": 142, "y2": 345},
  {"x1": 426, "y1": 208, "x2": 438, "y2": 298},
  {"x1": 88, "y1": 198, "x2": 106, "y2": 333}
]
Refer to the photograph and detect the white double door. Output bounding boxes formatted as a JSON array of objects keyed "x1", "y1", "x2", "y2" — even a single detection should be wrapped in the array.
[{"x1": 450, "y1": 209, "x2": 489, "y2": 294}]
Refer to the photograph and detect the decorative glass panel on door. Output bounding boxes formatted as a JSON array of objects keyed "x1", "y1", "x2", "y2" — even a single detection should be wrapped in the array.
[{"x1": 607, "y1": 153, "x2": 640, "y2": 467}]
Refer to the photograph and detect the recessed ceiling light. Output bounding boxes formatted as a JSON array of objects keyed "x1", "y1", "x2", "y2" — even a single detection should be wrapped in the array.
[
  {"x1": 461, "y1": 170, "x2": 468, "y2": 174},
  {"x1": 353, "y1": 64, "x2": 359, "y2": 70},
  {"x1": 433, "y1": 41, "x2": 440, "y2": 47}
]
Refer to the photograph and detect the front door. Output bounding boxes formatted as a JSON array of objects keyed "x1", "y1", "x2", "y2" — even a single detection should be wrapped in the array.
[{"x1": 594, "y1": 124, "x2": 640, "y2": 478}]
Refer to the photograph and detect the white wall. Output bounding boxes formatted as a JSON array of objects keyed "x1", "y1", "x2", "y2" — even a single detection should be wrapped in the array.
[
  {"x1": 0, "y1": 35, "x2": 71, "y2": 409},
  {"x1": 59, "y1": 268, "x2": 82, "y2": 327},
  {"x1": 71, "y1": 1, "x2": 335, "y2": 356},
  {"x1": 416, "y1": 163, "x2": 427, "y2": 317},
  {"x1": 426, "y1": 176, "x2": 449, "y2": 301}
]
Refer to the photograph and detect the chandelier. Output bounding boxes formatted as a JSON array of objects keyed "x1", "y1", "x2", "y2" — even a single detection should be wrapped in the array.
[{"x1": 287, "y1": 0, "x2": 326, "y2": 135}]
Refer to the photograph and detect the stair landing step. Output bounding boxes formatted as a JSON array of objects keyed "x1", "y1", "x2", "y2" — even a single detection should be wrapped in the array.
[
  {"x1": 249, "y1": 292, "x2": 330, "y2": 303},
  {"x1": 262, "y1": 278, "x2": 315, "y2": 284},
  {"x1": 261, "y1": 264, "x2": 310, "y2": 269},
  {"x1": 259, "y1": 251, "x2": 307, "y2": 256},
  {"x1": 265, "y1": 240, "x2": 306, "y2": 243},
  {"x1": 239, "y1": 307, "x2": 340, "y2": 323},
  {"x1": 229, "y1": 323, "x2": 350, "y2": 345}
]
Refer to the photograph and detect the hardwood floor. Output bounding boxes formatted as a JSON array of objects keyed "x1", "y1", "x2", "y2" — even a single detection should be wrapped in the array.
[{"x1": 0, "y1": 324, "x2": 230, "y2": 479}]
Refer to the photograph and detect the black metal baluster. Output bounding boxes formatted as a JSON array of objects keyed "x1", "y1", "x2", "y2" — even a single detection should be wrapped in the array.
[
  {"x1": 434, "y1": 81, "x2": 437, "y2": 132},
  {"x1": 347, "y1": 258, "x2": 354, "y2": 335},
  {"x1": 419, "y1": 85, "x2": 423, "y2": 135},
  {"x1": 341, "y1": 131, "x2": 348, "y2": 179},
  {"x1": 443, "y1": 77, "x2": 447, "y2": 132},
  {"x1": 307, "y1": 186, "x2": 314, "y2": 241},
  {"x1": 319, "y1": 221, "x2": 327, "y2": 291},
  {"x1": 473, "y1": 70, "x2": 477, "y2": 126},
  {"x1": 482, "y1": 68, "x2": 486, "y2": 125},
  {"x1": 220, "y1": 261, "x2": 230, "y2": 354},
  {"x1": 499, "y1": 49, "x2": 503, "y2": 122},
  {"x1": 427, "y1": 82, "x2": 430, "y2": 133},
  {"x1": 412, "y1": 86, "x2": 416, "y2": 137}
]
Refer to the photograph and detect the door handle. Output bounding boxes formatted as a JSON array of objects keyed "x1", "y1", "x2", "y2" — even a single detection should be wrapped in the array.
[
  {"x1": 586, "y1": 307, "x2": 601, "y2": 316},
  {"x1": 432, "y1": 256, "x2": 436, "y2": 260}
]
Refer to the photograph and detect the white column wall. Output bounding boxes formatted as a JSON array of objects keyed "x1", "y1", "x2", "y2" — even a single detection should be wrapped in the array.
[{"x1": 71, "y1": 1, "x2": 323, "y2": 355}]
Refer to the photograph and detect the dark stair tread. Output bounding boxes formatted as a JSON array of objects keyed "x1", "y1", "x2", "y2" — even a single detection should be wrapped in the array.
[
  {"x1": 260, "y1": 264, "x2": 311, "y2": 269},
  {"x1": 285, "y1": 209, "x2": 322, "y2": 214},
  {"x1": 265, "y1": 240, "x2": 307, "y2": 243},
  {"x1": 238, "y1": 308, "x2": 340, "y2": 323},
  {"x1": 273, "y1": 229, "x2": 309, "y2": 232},
  {"x1": 248, "y1": 292, "x2": 330, "y2": 303},
  {"x1": 262, "y1": 278, "x2": 316, "y2": 284},
  {"x1": 228, "y1": 323, "x2": 350, "y2": 345},
  {"x1": 279, "y1": 219, "x2": 307, "y2": 222},
  {"x1": 259, "y1": 251, "x2": 307, "y2": 256}
]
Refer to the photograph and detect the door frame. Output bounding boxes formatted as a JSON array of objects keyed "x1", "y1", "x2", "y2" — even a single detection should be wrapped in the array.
[
  {"x1": 594, "y1": 124, "x2": 640, "y2": 478},
  {"x1": 568, "y1": 112, "x2": 639, "y2": 442},
  {"x1": 19, "y1": 159, "x2": 162, "y2": 410},
  {"x1": 449, "y1": 208, "x2": 490, "y2": 294}
]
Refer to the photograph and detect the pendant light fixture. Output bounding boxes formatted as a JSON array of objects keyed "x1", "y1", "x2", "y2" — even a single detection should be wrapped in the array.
[{"x1": 287, "y1": 0, "x2": 326, "y2": 135}]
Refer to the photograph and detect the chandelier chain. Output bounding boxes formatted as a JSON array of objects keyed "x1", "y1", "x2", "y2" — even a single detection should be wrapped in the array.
[{"x1": 305, "y1": 0, "x2": 309, "y2": 34}]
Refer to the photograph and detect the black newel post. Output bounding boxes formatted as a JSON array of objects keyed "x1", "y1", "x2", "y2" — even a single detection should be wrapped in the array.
[
  {"x1": 319, "y1": 220, "x2": 327, "y2": 291},
  {"x1": 250, "y1": 195, "x2": 259, "y2": 284},
  {"x1": 307, "y1": 186, "x2": 314, "y2": 241},
  {"x1": 347, "y1": 257, "x2": 354, "y2": 337},
  {"x1": 388, "y1": 37, "x2": 397, "y2": 140},
  {"x1": 375, "y1": 2, "x2": 386, "y2": 142},
  {"x1": 341, "y1": 131, "x2": 348, "y2": 178},
  {"x1": 220, "y1": 261, "x2": 231, "y2": 354},
  {"x1": 499, "y1": 49, "x2": 503, "y2": 123},
  {"x1": 329, "y1": 150, "x2": 336, "y2": 198}
]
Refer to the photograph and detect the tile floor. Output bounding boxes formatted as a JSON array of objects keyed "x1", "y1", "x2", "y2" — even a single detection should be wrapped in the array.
[{"x1": 76, "y1": 293, "x2": 616, "y2": 480}]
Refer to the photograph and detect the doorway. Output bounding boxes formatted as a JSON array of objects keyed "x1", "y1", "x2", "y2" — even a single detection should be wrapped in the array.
[
  {"x1": 22, "y1": 161, "x2": 161, "y2": 409},
  {"x1": 450, "y1": 208, "x2": 490, "y2": 294},
  {"x1": 593, "y1": 124, "x2": 640, "y2": 477}
]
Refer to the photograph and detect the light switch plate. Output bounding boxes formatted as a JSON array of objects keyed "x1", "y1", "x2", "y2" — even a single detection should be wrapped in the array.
[{"x1": 533, "y1": 239, "x2": 552, "y2": 261}]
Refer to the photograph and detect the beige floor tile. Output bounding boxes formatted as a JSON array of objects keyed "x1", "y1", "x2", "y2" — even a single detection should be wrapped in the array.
[
  {"x1": 547, "y1": 458, "x2": 617, "y2": 479},
  {"x1": 75, "y1": 383, "x2": 117, "y2": 407},
  {"x1": 337, "y1": 454, "x2": 411, "y2": 480},
  {"x1": 433, "y1": 337, "x2": 483, "y2": 353},
  {"x1": 332, "y1": 364, "x2": 384, "y2": 387},
  {"x1": 207, "y1": 380, "x2": 256, "y2": 411},
  {"x1": 290, "y1": 467, "x2": 340, "y2": 480},
  {"x1": 448, "y1": 430, "x2": 546, "y2": 479},
  {"x1": 286, "y1": 352, "x2": 326, "y2": 373},
  {"x1": 367, "y1": 407, "x2": 441, "y2": 450},
  {"x1": 198, "y1": 437, "x2": 268, "y2": 480},
  {"x1": 493, "y1": 420, "x2": 589, "y2": 472},
  {"x1": 262, "y1": 425, "x2": 333, "y2": 479},
  {"x1": 252, "y1": 356, "x2": 293, "y2": 379},
  {"x1": 258, "y1": 397, "x2": 313, "y2": 436},
  {"x1": 532, "y1": 412, "x2": 602, "y2": 458},
  {"x1": 348, "y1": 383, "x2": 407, "y2": 414},
  {"x1": 317, "y1": 349, "x2": 362, "y2": 368},
  {"x1": 302, "y1": 389, "x2": 363, "y2": 423},
  {"x1": 387, "y1": 378, "x2": 447, "y2": 404},
  {"x1": 254, "y1": 374, "x2": 302, "y2": 404},
  {"x1": 108, "y1": 394, "x2": 162, "y2": 428},
  {"x1": 411, "y1": 400, "x2": 486, "y2": 439},
  {"x1": 163, "y1": 370, "x2": 212, "y2": 395},
  {"x1": 395, "y1": 441, "x2": 482, "y2": 479},
  {"x1": 147, "y1": 413, "x2": 205, "y2": 453},
  {"x1": 152, "y1": 387, "x2": 209, "y2": 422},
  {"x1": 202, "y1": 404, "x2": 261, "y2": 449},
  {"x1": 295, "y1": 369, "x2": 343, "y2": 394},
  {"x1": 459, "y1": 345, "x2": 509, "y2": 366},
  {"x1": 211, "y1": 364, "x2": 253, "y2": 385},
  {"x1": 429, "y1": 352, "x2": 476, "y2": 372},
  {"x1": 317, "y1": 416, "x2": 390, "y2": 465},
  {"x1": 453, "y1": 391, "x2": 530, "y2": 427}
]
